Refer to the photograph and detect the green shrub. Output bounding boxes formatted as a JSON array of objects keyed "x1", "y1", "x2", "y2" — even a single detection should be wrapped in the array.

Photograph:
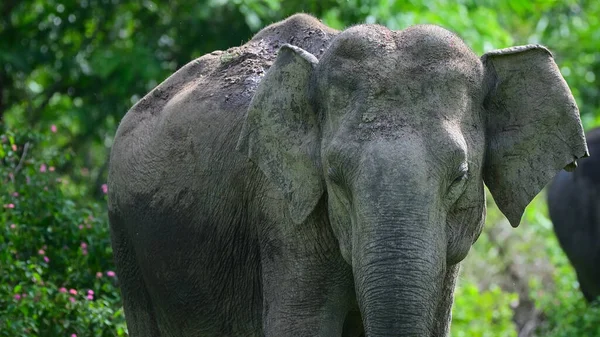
[
  {"x1": 451, "y1": 281, "x2": 518, "y2": 337},
  {"x1": 0, "y1": 129, "x2": 127, "y2": 337},
  {"x1": 534, "y1": 283, "x2": 600, "y2": 337}
]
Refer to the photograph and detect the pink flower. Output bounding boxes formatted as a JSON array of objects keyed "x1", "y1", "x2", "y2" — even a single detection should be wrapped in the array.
[
  {"x1": 80, "y1": 242, "x2": 87, "y2": 249},
  {"x1": 10, "y1": 224, "x2": 16, "y2": 229},
  {"x1": 49, "y1": 166, "x2": 55, "y2": 172},
  {"x1": 86, "y1": 294, "x2": 94, "y2": 300},
  {"x1": 106, "y1": 271, "x2": 116, "y2": 277},
  {"x1": 71, "y1": 334, "x2": 77, "y2": 337},
  {"x1": 96, "y1": 272, "x2": 103, "y2": 278},
  {"x1": 50, "y1": 124, "x2": 57, "y2": 133},
  {"x1": 87, "y1": 289, "x2": 94, "y2": 295},
  {"x1": 14, "y1": 294, "x2": 21, "y2": 301},
  {"x1": 40, "y1": 164, "x2": 47, "y2": 172},
  {"x1": 69, "y1": 297, "x2": 75, "y2": 303},
  {"x1": 38, "y1": 249, "x2": 45, "y2": 255},
  {"x1": 12, "y1": 192, "x2": 18, "y2": 197},
  {"x1": 82, "y1": 249, "x2": 88, "y2": 256},
  {"x1": 101, "y1": 184, "x2": 108, "y2": 194},
  {"x1": 78, "y1": 224, "x2": 84, "y2": 230},
  {"x1": 43, "y1": 256, "x2": 50, "y2": 263},
  {"x1": 11, "y1": 144, "x2": 17, "y2": 151},
  {"x1": 59, "y1": 287, "x2": 67, "y2": 293},
  {"x1": 69, "y1": 289, "x2": 77, "y2": 295},
  {"x1": 4, "y1": 203, "x2": 15, "y2": 209}
]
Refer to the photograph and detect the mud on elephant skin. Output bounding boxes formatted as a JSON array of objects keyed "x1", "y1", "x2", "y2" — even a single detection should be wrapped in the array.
[
  {"x1": 548, "y1": 127, "x2": 600, "y2": 303},
  {"x1": 107, "y1": 13, "x2": 588, "y2": 337}
]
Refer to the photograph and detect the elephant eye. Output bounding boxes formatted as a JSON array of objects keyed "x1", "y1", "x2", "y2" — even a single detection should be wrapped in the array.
[
  {"x1": 327, "y1": 167, "x2": 345, "y2": 184},
  {"x1": 453, "y1": 172, "x2": 468, "y2": 184},
  {"x1": 450, "y1": 163, "x2": 469, "y2": 188}
]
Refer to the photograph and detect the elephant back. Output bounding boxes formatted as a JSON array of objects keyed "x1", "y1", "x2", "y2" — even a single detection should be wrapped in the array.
[{"x1": 108, "y1": 14, "x2": 337, "y2": 217}]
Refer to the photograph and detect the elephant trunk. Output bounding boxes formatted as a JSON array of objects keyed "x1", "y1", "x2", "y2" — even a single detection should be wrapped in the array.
[
  {"x1": 340, "y1": 141, "x2": 452, "y2": 336},
  {"x1": 351, "y1": 188, "x2": 448, "y2": 336},
  {"x1": 352, "y1": 212, "x2": 447, "y2": 336}
]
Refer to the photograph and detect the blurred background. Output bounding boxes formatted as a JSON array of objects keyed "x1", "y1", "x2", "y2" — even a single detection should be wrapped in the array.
[{"x1": 1, "y1": 0, "x2": 599, "y2": 336}]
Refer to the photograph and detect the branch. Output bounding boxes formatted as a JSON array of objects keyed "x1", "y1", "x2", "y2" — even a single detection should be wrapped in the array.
[{"x1": 14, "y1": 141, "x2": 30, "y2": 175}]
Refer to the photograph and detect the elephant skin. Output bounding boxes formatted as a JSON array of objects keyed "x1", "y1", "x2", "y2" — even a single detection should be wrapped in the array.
[
  {"x1": 107, "y1": 13, "x2": 588, "y2": 337},
  {"x1": 548, "y1": 127, "x2": 600, "y2": 303}
]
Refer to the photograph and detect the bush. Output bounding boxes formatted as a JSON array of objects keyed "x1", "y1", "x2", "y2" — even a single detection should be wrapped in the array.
[
  {"x1": 0, "y1": 129, "x2": 127, "y2": 337},
  {"x1": 452, "y1": 282, "x2": 518, "y2": 337}
]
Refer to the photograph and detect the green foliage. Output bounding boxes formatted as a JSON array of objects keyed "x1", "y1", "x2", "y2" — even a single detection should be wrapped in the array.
[
  {"x1": 452, "y1": 282, "x2": 518, "y2": 337},
  {"x1": 0, "y1": 130, "x2": 126, "y2": 336},
  {"x1": 534, "y1": 278, "x2": 600, "y2": 336}
]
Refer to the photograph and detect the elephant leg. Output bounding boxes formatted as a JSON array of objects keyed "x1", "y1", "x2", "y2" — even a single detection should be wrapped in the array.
[
  {"x1": 109, "y1": 214, "x2": 161, "y2": 337},
  {"x1": 261, "y1": 258, "x2": 353, "y2": 337},
  {"x1": 259, "y1": 214, "x2": 354, "y2": 336}
]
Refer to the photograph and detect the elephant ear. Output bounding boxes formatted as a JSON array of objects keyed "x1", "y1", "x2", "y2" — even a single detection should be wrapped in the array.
[
  {"x1": 237, "y1": 44, "x2": 324, "y2": 225},
  {"x1": 482, "y1": 45, "x2": 588, "y2": 228}
]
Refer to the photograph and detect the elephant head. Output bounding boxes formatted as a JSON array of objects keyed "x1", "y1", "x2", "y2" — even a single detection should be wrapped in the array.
[{"x1": 238, "y1": 24, "x2": 587, "y2": 336}]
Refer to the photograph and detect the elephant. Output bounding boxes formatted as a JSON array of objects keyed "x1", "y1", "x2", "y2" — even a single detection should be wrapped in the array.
[
  {"x1": 548, "y1": 127, "x2": 600, "y2": 303},
  {"x1": 107, "y1": 13, "x2": 588, "y2": 337}
]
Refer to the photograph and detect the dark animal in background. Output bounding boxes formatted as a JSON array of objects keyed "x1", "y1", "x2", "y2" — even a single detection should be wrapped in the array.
[
  {"x1": 548, "y1": 127, "x2": 600, "y2": 303},
  {"x1": 107, "y1": 14, "x2": 588, "y2": 337}
]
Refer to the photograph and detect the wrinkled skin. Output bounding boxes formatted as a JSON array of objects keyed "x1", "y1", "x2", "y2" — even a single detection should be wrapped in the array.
[
  {"x1": 548, "y1": 127, "x2": 600, "y2": 303},
  {"x1": 108, "y1": 14, "x2": 588, "y2": 337}
]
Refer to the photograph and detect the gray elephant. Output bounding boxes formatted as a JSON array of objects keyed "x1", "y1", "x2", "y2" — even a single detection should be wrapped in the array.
[
  {"x1": 107, "y1": 14, "x2": 588, "y2": 337},
  {"x1": 548, "y1": 127, "x2": 600, "y2": 303}
]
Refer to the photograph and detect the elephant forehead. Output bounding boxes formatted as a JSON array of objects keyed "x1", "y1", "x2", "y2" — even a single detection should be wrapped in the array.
[
  {"x1": 352, "y1": 104, "x2": 470, "y2": 142},
  {"x1": 317, "y1": 25, "x2": 483, "y2": 141},
  {"x1": 392, "y1": 25, "x2": 482, "y2": 90},
  {"x1": 322, "y1": 24, "x2": 479, "y2": 68},
  {"x1": 319, "y1": 26, "x2": 482, "y2": 92},
  {"x1": 395, "y1": 25, "x2": 478, "y2": 61},
  {"x1": 347, "y1": 70, "x2": 479, "y2": 142}
]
